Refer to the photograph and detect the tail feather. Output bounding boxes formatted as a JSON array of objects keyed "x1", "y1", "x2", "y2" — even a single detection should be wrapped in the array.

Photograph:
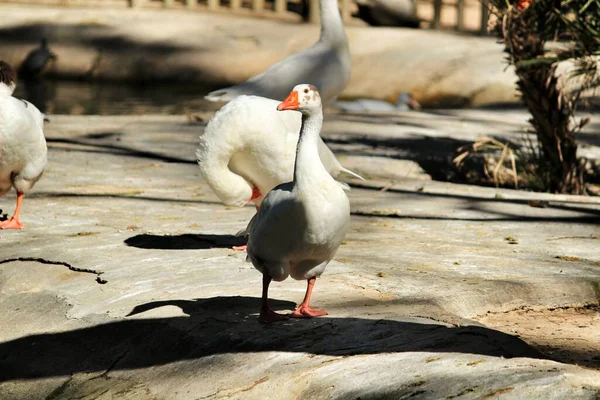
[
  {"x1": 205, "y1": 90, "x2": 230, "y2": 102},
  {"x1": 339, "y1": 166, "x2": 365, "y2": 181},
  {"x1": 237, "y1": 211, "x2": 258, "y2": 238},
  {"x1": 235, "y1": 227, "x2": 248, "y2": 237}
]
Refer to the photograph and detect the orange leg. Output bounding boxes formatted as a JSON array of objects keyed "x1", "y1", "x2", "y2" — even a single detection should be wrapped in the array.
[
  {"x1": 291, "y1": 277, "x2": 328, "y2": 318},
  {"x1": 258, "y1": 273, "x2": 288, "y2": 323},
  {"x1": 0, "y1": 192, "x2": 25, "y2": 229}
]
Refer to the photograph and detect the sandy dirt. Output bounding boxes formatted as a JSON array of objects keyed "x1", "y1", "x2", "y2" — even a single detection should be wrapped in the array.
[{"x1": 477, "y1": 305, "x2": 600, "y2": 370}]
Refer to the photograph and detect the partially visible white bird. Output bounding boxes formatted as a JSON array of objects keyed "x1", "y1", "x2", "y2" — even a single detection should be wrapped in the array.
[
  {"x1": 245, "y1": 84, "x2": 350, "y2": 323},
  {"x1": 204, "y1": 0, "x2": 350, "y2": 104},
  {"x1": 196, "y1": 94, "x2": 362, "y2": 210},
  {"x1": 335, "y1": 92, "x2": 421, "y2": 112},
  {"x1": 0, "y1": 61, "x2": 48, "y2": 229}
]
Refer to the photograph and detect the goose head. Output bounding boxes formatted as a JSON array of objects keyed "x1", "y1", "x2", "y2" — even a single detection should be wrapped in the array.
[
  {"x1": 277, "y1": 84, "x2": 322, "y2": 115},
  {"x1": 0, "y1": 61, "x2": 17, "y2": 96},
  {"x1": 396, "y1": 91, "x2": 421, "y2": 111}
]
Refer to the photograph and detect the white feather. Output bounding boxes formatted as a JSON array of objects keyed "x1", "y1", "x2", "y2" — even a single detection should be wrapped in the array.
[{"x1": 0, "y1": 93, "x2": 47, "y2": 198}]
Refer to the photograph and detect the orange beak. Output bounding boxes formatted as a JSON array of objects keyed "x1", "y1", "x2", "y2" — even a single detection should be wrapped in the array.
[{"x1": 277, "y1": 91, "x2": 300, "y2": 111}]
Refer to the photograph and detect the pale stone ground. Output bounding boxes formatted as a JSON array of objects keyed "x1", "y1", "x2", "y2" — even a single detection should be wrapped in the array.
[{"x1": 1, "y1": 110, "x2": 600, "y2": 399}]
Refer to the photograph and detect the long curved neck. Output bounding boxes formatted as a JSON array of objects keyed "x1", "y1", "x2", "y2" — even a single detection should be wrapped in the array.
[
  {"x1": 319, "y1": 0, "x2": 347, "y2": 47},
  {"x1": 294, "y1": 108, "x2": 329, "y2": 187}
]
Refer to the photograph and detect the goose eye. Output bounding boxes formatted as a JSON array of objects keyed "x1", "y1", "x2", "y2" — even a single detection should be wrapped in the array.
[{"x1": 304, "y1": 89, "x2": 309, "y2": 94}]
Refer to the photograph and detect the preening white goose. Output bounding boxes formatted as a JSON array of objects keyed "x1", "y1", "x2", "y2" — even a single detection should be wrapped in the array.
[
  {"x1": 196, "y1": 94, "x2": 362, "y2": 209},
  {"x1": 205, "y1": 0, "x2": 351, "y2": 104},
  {"x1": 0, "y1": 61, "x2": 48, "y2": 229},
  {"x1": 245, "y1": 84, "x2": 350, "y2": 323}
]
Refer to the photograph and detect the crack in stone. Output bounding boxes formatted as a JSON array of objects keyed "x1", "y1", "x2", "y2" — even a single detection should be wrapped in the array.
[
  {"x1": 45, "y1": 376, "x2": 74, "y2": 400},
  {"x1": 478, "y1": 302, "x2": 600, "y2": 318},
  {"x1": 103, "y1": 350, "x2": 130, "y2": 376},
  {"x1": 197, "y1": 376, "x2": 270, "y2": 399},
  {"x1": 409, "y1": 314, "x2": 461, "y2": 328},
  {"x1": 0, "y1": 257, "x2": 107, "y2": 284}
]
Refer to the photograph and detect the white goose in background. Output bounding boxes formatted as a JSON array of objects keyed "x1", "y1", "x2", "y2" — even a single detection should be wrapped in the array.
[
  {"x1": 0, "y1": 61, "x2": 48, "y2": 229},
  {"x1": 204, "y1": 0, "x2": 351, "y2": 104},
  {"x1": 245, "y1": 84, "x2": 350, "y2": 323}
]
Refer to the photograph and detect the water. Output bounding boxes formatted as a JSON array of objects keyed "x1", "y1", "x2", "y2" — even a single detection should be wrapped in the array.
[{"x1": 13, "y1": 79, "x2": 222, "y2": 115}]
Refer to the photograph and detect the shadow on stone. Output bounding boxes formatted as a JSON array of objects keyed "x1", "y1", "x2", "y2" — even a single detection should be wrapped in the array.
[
  {"x1": 126, "y1": 296, "x2": 294, "y2": 317},
  {"x1": 30, "y1": 192, "x2": 223, "y2": 206},
  {"x1": 0, "y1": 296, "x2": 547, "y2": 382},
  {"x1": 349, "y1": 182, "x2": 600, "y2": 224},
  {"x1": 323, "y1": 133, "x2": 473, "y2": 183},
  {"x1": 124, "y1": 233, "x2": 246, "y2": 250},
  {"x1": 47, "y1": 137, "x2": 196, "y2": 164}
]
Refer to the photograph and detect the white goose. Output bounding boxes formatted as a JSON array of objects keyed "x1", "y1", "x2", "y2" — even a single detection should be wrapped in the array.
[
  {"x1": 204, "y1": 0, "x2": 351, "y2": 104},
  {"x1": 245, "y1": 84, "x2": 350, "y2": 323},
  {"x1": 0, "y1": 61, "x2": 47, "y2": 229},
  {"x1": 196, "y1": 94, "x2": 361, "y2": 209}
]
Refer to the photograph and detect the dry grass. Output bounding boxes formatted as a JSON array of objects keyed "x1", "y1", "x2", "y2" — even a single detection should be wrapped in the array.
[{"x1": 453, "y1": 137, "x2": 519, "y2": 189}]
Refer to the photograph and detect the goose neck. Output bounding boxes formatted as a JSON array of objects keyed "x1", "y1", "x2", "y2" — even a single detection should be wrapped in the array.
[
  {"x1": 319, "y1": 0, "x2": 347, "y2": 46},
  {"x1": 293, "y1": 108, "x2": 327, "y2": 184}
]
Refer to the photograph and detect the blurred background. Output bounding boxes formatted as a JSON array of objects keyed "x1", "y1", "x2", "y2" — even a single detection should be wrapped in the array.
[
  {"x1": 1, "y1": 0, "x2": 502, "y2": 115},
  {"x1": 1, "y1": 0, "x2": 597, "y2": 194}
]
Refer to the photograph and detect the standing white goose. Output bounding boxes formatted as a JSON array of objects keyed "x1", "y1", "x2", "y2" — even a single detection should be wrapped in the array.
[
  {"x1": 245, "y1": 84, "x2": 350, "y2": 323},
  {"x1": 0, "y1": 61, "x2": 48, "y2": 229},
  {"x1": 205, "y1": 0, "x2": 351, "y2": 104}
]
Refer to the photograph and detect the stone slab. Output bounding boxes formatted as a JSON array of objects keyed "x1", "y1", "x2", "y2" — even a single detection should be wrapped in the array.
[{"x1": 0, "y1": 111, "x2": 599, "y2": 399}]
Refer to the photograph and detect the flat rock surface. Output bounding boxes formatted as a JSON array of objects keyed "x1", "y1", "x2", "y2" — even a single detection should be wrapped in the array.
[{"x1": 1, "y1": 110, "x2": 600, "y2": 399}]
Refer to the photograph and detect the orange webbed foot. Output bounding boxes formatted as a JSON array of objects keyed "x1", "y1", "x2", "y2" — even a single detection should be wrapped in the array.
[
  {"x1": 0, "y1": 218, "x2": 24, "y2": 229},
  {"x1": 290, "y1": 306, "x2": 328, "y2": 318}
]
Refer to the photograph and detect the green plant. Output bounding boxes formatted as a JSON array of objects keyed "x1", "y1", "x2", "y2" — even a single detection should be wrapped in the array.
[{"x1": 488, "y1": 0, "x2": 600, "y2": 194}]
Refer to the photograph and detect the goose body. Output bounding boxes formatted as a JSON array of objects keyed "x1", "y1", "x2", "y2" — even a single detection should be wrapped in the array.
[
  {"x1": 196, "y1": 94, "x2": 361, "y2": 207},
  {"x1": 0, "y1": 61, "x2": 47, "y2": 229},
  {"x1": 205, "y1": 0, "x2": 350, "y2": 104},
  {"x1": 335, "y1": 92, "x2": 421, "y2": 112},
  {"x1": 245, "y1": 84, "x2": 350, "y2": 323}
]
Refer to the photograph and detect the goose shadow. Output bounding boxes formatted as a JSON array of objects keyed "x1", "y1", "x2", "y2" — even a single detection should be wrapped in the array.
[
  {"x1": 124, "y1": 233, "x2": 246, "y2": 250},
  {"x1": 0, "y1": 296, "x2": 547, "y2": 382}
]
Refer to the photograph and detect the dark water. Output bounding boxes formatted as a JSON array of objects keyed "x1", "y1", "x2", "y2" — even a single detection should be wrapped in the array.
[
  {"x1": 18, "y1": 78, "x2": 596, "y2": 115},
  {"x1": 13, "y1": 79, "x2": 222, "y2": 115}
]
